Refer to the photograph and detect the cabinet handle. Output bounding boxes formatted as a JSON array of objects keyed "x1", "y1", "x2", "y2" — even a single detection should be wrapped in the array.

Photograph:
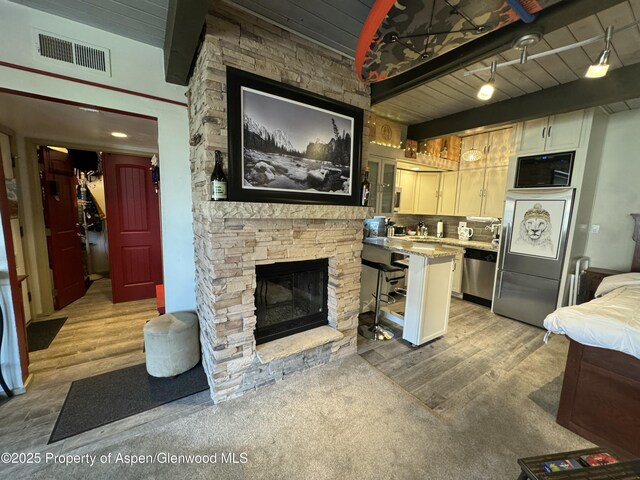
[
  {"x1": 542, "y1": 127, "x2": 546, "y2": 138},
  {"x1": 479, "y1": 189, "x2": 483, "y2": 197},
  {"x1": 548, "y1": 125, "x2": 552, "y2": 137}
]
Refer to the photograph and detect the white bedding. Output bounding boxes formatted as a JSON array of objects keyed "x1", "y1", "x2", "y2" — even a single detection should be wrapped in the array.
[{"x1": 543, "y1": 275, "x2": 640, "y2": 360}]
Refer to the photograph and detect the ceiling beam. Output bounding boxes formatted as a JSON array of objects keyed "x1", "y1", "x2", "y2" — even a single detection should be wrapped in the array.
[
  {"x1": 407, "y1": 62, "x2": 640, "y2": 139},
  {"x1": 163, "y1": 0, "x2": 208, "y2": 86},
  {"x1": 371, "y1": 0, "x2": 627, "y2": 105}
]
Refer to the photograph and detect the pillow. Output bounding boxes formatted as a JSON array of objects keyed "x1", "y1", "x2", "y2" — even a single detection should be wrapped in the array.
[{"x1": 595, "y1": 272, "x2": 640, "y2": 297}]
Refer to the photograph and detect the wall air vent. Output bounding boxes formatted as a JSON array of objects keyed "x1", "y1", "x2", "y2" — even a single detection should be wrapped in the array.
[{"x1": 34, "y1": 30, "x2": 111, "y2": 76}]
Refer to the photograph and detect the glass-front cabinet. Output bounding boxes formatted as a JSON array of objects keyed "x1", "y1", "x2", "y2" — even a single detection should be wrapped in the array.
[{"x1": 367, "y1": 154, "x2": 396, "y2": 215}]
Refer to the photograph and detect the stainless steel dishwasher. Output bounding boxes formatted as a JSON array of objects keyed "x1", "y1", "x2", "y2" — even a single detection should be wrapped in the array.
[{"x1": 462, "y1": 248, "x2": 497, "y2": 307}]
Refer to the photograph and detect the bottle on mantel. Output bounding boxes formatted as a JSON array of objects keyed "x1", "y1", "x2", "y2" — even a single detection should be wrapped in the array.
[
  {"x1": 210, "y1": 150, "x2": 227, "y2": 201},
  {"x1": 361, "y1": 170, "x2": 371, "y2": 206}
]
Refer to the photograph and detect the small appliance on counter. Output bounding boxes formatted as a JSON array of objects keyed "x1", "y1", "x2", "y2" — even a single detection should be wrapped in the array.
[
  {"x1": 364, "y1": 216, "x2": 387, "y2": 238},
  {"x1": 417, "y1": 222, "x2": 428, "y2": 237},
  {"x1": 393, "y1": 225, "x2": 407, "y2": 236}
]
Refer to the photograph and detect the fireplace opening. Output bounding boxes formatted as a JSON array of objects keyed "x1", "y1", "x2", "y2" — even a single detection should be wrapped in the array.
[{"x1": 254, "y1": 258, "x2": 328, "y2": 345}]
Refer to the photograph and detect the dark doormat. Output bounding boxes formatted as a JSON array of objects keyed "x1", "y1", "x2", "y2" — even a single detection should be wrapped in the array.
[
  {"x1": 49, "y1": 362, "x2": 209, "y2": 444},
  {"x1": 27, "y1": 318, "x2": 67, "y2": 352}
]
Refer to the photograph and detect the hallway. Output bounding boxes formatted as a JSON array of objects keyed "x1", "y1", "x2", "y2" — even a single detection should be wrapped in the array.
[{"x1": 29, "y1": 279, "x2": 157, "y2": 383}]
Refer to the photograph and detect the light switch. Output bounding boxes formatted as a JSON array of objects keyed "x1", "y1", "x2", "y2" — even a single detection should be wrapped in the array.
[{"x1": 590, "y1": 224, "x2": 600, "y2": 233}]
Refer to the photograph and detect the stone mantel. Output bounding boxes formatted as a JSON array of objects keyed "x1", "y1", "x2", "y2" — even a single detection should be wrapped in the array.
[{"x1": 199, "y1": 201, "x2": 372, "y2": 220}]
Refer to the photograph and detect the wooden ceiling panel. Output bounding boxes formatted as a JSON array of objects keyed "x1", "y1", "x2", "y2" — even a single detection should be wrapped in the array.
[
  {"x1": 606, "y1": 101, "x2": 631, "y2": 112},
  {"x1": 598, "y1": 3, "x2": 640, "y2": 65},
  {"x1": 372, "y1": 100, "x2": 431, "y2": 124},
  {"x1": 540, "y1": 27, "x2": 595, "y2": 78},
  {"x1": 448, "y1": 69, "x2": 512, "y2": 102},
  {"x1": 625, "y1": 97, "x2": 640, "y2": 109},
  {"x1": 9, "y1": 0, "x2": 168, "y2": 47},
  {"x1": 529, "y1": 39, "x2": 580, "y2": 84}
]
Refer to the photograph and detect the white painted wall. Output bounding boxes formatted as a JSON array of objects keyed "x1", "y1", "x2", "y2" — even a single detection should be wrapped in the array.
[
  {"x1": 0, "y1": 0, "x2": 185, "y2": 103},
  {"x1": 585, "y1": 108, "x2": 640, "y2": 270},
  {"x1": 0, "y1": 0, "x2": 196, "y2": 388}
]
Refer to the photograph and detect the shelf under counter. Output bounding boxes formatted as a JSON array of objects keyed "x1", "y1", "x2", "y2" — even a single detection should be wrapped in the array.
[{"x1": 362, "y1": 238, "x2": 456, "y2": 346}]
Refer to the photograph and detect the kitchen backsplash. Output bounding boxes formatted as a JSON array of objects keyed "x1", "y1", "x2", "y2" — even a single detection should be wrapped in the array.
[{"x1": 386, "y1": 214, "x2": 499, "y2": 243}]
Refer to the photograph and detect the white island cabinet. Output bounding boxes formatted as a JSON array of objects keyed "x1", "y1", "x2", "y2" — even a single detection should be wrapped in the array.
[
  {"x1": 363, "y1": 238, "x2": 456, "y2": 346},
  {"x1": 403, "y1": 253, "x2": 455, "y2": 345}
]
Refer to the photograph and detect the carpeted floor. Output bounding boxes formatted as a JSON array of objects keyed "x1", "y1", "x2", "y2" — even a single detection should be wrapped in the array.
[
  {"x1": 27, "y1": 318, "x2": 67, "y2": 352},
  {"x1": 49, "y1": 363, "x2": 209, "y2": 444},
  {"x1": 14, "y1": 335, "x2": 591, "y2": 480}
]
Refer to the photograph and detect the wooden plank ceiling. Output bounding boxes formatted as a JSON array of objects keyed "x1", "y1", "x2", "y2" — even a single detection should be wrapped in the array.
[
  {"x1": 372, "y1": 0, "x2": 640, "y2": 124},
  {"x1": 8, "y1": 0, "x2": 169, "y2": 47},
  {"x1": 226, "y1": 0, "x2": 374, "y2": 57}
]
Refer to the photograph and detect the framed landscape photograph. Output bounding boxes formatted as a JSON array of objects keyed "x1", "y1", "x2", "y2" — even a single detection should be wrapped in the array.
[{"x1": 227, "y1": 67, "x2": 363, "y2": 205}]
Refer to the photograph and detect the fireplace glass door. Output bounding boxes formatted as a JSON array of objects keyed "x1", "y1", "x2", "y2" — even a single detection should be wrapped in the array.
[{"x1": 255, "y1": 258, "x2": 328, "y2": 344}]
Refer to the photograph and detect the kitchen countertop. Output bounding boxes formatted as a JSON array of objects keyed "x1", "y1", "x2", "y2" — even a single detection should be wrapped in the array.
[
  {"x1": 373, "y1": 235, "x2": 498, "y2": 252},
  {"x1": 363, "y1": 237, "x2": 458, "y2": 259}
]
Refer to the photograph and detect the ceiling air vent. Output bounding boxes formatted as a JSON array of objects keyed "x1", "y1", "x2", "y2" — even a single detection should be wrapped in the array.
[{"x1": 34, "y1": 30, "x2": 111, "y2": 76}]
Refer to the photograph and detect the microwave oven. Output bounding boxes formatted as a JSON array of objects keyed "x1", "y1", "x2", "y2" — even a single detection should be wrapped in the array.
[{"x1": 514, "y1": 151, "x2": 575, "y2": 188}]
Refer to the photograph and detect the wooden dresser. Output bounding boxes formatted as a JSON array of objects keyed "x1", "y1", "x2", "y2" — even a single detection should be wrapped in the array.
[{"x1": 584, "y1": 267, "x2": 625, "y2": 301}]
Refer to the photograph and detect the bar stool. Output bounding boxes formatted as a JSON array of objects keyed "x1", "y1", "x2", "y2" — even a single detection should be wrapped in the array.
[{"x1": 360, "y1": 258, "x2": 404, "y2": 341}]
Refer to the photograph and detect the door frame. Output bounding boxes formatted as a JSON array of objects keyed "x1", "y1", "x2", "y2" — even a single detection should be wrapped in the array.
[
  {"x1": 0, "y1": 127, "x2": 30, "y2": 383},
  {"x1": 23, "y1": 138, "x2": 159, "y2": 316}
]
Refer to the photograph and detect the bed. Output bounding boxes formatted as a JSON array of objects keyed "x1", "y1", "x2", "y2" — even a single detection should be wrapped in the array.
[{"x1": 544, "y1": 269, "x2": 640, "y2": 459}]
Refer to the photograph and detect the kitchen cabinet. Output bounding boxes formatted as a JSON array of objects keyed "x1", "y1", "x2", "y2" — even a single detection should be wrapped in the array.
[
  {"x1": 451, "y1": 248, "x2": 464, "y2": 295},
  {"x1": 455, "y1": 169, "x2": 485, "y2": 216},
  {"x1": 367, "y1": 155, "x2": 397, "y2": 215},
  {"x1": 460, "y1": 133, "x2": 489, "y2": 169},
  {"x1": 424, "y1": 135, "x2": 461, "y2": 161},
  {"x1": 482, "y1": 166, "x2": 509, "y2": 217},
  {"x1": 414, "y1": 173, "x2": 440, "y2": 215},
  {"x1": 455, "y1": 165, "x2": 508, "y2": 217},
  {"x1": 517, "y1": 111, "x2": 585, "y2": 154},
  {"x1": 485, "y1": 128, "x2": 512, "y2": 167},
  {"x1": 460, "y1": 128, "x2": 512, "y2": 169},
  {"x1": 437, "y1": 171, "x2": 458, "y2": 216},
  {"x1": 395, "y1": 169, "x2": 417, "y2": 214}
]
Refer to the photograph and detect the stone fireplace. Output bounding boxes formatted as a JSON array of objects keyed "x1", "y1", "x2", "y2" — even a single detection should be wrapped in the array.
[
  {"x1": 187, "y1": 6, "x2": 371, "y2": 403},
  {"x1": 193, "y1": 202, "x2": 368, "y2": 402}
]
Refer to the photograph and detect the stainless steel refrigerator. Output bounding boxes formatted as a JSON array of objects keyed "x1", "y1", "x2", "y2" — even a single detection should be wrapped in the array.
[{"x1": 493, "y1": 188, "x2": 575, "y2": 327}]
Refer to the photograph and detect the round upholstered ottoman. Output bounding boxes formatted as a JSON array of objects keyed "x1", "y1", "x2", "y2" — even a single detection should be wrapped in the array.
[{"x1": 143, "y1": 311, "x2": 200, "y2": 377}]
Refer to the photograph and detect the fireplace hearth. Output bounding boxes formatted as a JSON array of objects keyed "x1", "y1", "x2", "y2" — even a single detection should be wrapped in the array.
[{"x1": 255, "y1": 259, "x2": 328, "y2": 344}]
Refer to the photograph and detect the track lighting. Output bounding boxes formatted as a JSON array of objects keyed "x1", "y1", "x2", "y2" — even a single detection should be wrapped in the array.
[
  {"x1": 585, "y1": 26, "x2": 613, "y2": 78},
  {"x1": 477, "y1": 61, "x2": 497, "y2": 101}
]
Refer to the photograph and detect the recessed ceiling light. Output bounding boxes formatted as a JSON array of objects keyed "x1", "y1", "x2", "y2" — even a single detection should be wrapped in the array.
[
  {"x1": 111, "y1": 132, "x2": 128, "y2": 138},
  {"x1": 47, "y1": 146, "x2": 68, "y2": 154},
  {"x1": 79, "y1": 107, "x2": 100, "y2": 113}
]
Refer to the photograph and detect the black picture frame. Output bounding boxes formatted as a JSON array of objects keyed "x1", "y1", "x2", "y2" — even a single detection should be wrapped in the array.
[{"x1": 227, "y1": 67, "x2": 363, "y2": 206}]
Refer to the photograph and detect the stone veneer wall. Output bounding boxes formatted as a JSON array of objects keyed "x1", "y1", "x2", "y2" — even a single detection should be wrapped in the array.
[
  {"x1": 188, "y1": 5, "x2": 370, "y2": 203},
  {"x1": 187, "y1": 6, "x2": 371, "y2": 403}
]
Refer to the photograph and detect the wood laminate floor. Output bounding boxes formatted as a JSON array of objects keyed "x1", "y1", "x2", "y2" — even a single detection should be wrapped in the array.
[{"x1": 357, "y1": 297, "x2": 548, "y2": 420}]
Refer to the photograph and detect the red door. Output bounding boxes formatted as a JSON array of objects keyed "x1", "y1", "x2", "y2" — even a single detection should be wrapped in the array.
[
  {"x1": 103, "y1": 153, "x2": 162, "y2": 303},
  {"x1": 39, "y1": 147, "x2": 86, "y2": 309}
]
